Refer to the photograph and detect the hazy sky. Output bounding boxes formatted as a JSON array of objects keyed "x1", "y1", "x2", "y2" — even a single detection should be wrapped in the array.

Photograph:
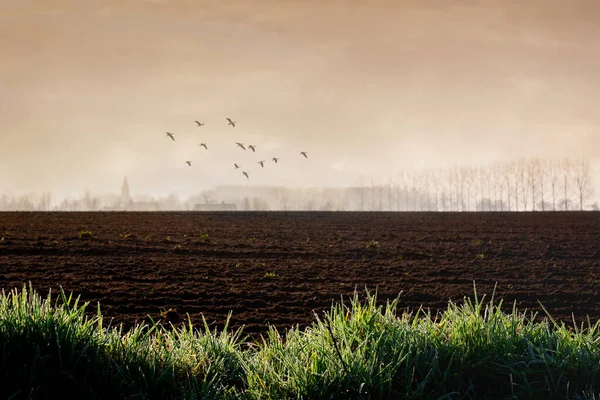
[{"x1": 1, "y1": 0, "x2": 599, "y2": 200}]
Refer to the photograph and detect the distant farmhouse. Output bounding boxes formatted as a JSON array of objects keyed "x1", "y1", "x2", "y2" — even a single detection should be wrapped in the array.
[{"x1": 194, "y1": 202, "x2": 237, "y2": 211}]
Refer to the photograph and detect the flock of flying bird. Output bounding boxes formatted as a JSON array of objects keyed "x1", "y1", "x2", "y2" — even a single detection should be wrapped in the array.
[{"x1": 165, "y1": 118, "x2": 308, "y2": 179}]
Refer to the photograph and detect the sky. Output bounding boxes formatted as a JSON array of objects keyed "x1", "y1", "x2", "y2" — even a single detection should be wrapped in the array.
[{"x1": 1, "y1": 0, "x2": 599, "y2": 200}]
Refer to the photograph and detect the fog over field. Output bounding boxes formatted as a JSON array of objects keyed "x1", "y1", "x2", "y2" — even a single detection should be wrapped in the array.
[{"x1": 1, "y1": 0, "x2": 599, "y2": 203}]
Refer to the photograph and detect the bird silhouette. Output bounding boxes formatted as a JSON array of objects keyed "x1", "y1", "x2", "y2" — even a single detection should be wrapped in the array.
[
  {"x1": 272, "y1": 157, "x2": 279, "y2": 163},
  {"x1": 185, "y1": 161, "x2": 192, "y2": 166},
  {"x1": 166, "y1": 132, "x2": 175, "y2": 141},
  {"x1": 195, "y1": 121, "x2": 205, "y2": 127},
  {"x1": 242, "y1": 171, "x2": 249, "y2": 179},
  {"x1": 199, "y1": 143, "x2": 208, "y2": 149},
  {"x1": 234, "y1": 163, "x2": 241, "y2": 169},
  {"x1": 258, "y1": 160, "x2": 266, "y2": 168},
  {"x1": 248, "y1": 145, "x2": 256, "y2": 152},
  {"x1": 236, "y1": 142, "x2": 246, "y2": 150},
  {"x1": 226, "y1": 118, "x2": 236, "y2": 127},
  {"x1": 300, "y1": 151, "x2": 308, "y2": 158}
]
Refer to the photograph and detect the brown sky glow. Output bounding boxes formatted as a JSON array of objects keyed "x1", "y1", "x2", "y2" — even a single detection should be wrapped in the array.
[{"x1": 1, "y1": 0, "x2": 599, "y2": 201}]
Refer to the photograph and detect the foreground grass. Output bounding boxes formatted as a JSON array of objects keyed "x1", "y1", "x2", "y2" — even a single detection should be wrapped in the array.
[{"x1": 0, "y1": 285, "x2": 599, "y2": 399}]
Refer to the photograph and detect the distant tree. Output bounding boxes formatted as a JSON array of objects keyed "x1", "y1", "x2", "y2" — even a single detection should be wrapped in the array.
[
  {"x1": 320, "y1": 200, "x2": 334, "y2": 211},
  {"x1": 358, "y1": 185, "x2": 366, "y2": 211},
  {"x1": 279, "y1": 188, "x2": 289, "y2": 211},
  {"x1": 387, "y1": 180, "x2": 393, "y2": 212},
  {"x1": 560, "y1": 158, "x2": 573, "y2": 211},
  {"x1": 546, "y1": 158, "x2": 560, "y2": 211},
  {"x1": 39, "y1": 191, "x2": 52, "y2": 211},
  {"x1": 201, "y1": 190, "x2": 214, "y2": 204},
  {"x1": 402, "y1": 172, "x2": 411, "y2": 211},
  {"x1": 377, "y1": 180, "x2": 384, "y2": 211},
  {"x1": 490, "y1": 163, "x2": 501, "y2": 211},
  {"x1": 430, "y1": 169, "x2": 440, "y2": 211},
  {"x1": 573, "y1": 157, "x2": 593, "y2": 211},
  {"x1": 252, "y1": 197, "x2": 270, "y2": 211},
  {"x1": 527, "y1": 159, "x2": 539, "y2": 211},
  {"x1": 536, "y1": 158, "x2": 547, "y2": 211},
  {"x1": 242, "y1": 197, "x2": 251, "y2": 211},
  {"x1": 83, "y1": 190, "x2": 95, "y2": 211},
  {"x1": 503, "y1": 163, "x2": 512, "y2": 211},
  {"x1": 354, "y1": 176, "x2": 367, "y2": 211},
  {"x1": 420, "y1": 171, "x2": 430, "y2": 211},
  {"x1": 416, "y1": 171, "x2": 425, "y2": 211},
  {"x1": 464, "y1": 167, "x2": 477, "y2": 212},
  {"x1": 457, "y1": 166, "x2": 468, "y2": 212},
  {"x1": 370, "y1": 178, "x2": 376, "y2": 211},
  {"x1": 507, "y1": 160, "x2": 519, "y2": 211},
  {"x1": 478, "y1": 167, "x2": 487, "y2": 211},
  {"x1": 166, "y1": 193, "x2": 181, "y2": 210},
  {"x1": 447, "y1": 168, "x2": 456, "y2": 211},
  {"x1": 517, "y1": 158, "x2": 529, "y2": 211}
]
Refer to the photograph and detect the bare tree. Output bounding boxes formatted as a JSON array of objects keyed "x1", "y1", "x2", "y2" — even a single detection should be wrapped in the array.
[
  {"x1": 430, "y1": 169, "x2": 440, "y2": 211},
  {"x1": 507, "y1": 160, "x2": 519, "y2": 211},
  {"x1": 448, "y1": 167, "x2": 458, "y2": 211},
  {"x1": 439, "y1": 168, "x2": 448, "y2": 211},
  {"x1": 39, "y1": 191, "x2": 52, "y2": 211},
  {"x1": 492, "y1": 163, "x2": 504, "y2": 211},
  {"x1": 387, "y1": 180, "x2": 392, "y2": 212},
  {"x1": 546, "y1": 159, "x2": 560, "y2": 211},
  {"x1": 413, "y1": 171, "x2": 424, "y2": 211},
  {"x1": 573, "y1": 157, "x2": 593, "y2": 211},
  {"x1": 537, "y1": 158, "x2": 547, "y2": 211},
  {"x1": 478, "y1": 167, "x2": 486, "y2": 211},
  {"x1": 378, "y1": 181, "x2": 384, "y2": 211},
  {"x1": 279, "y1": 188, "x2": 289, "y2": 211},
  {"x1": 356, "y1": 176, "x2": 368, "y2": 211},
  {"x1": 457, "y1": 166, "x2": 467, "y2": 211},
  {"x1": 527, "y1": 158, "x2": 539, "y2": 211},
  {"x1": 401, "y1": 171, "x2": 410, "y2": 211},
  {"x1": 560, "y1": 158, "x2": 572, "y2": 210},
  {"x1": 410, "y1": 172, "x2": 418, "y2": 211},
  {"x1": 370, "y1": 178, "x2": 376, "y2": 211},
  {"x1": 517, "y1": 158, "x2": 529, "y2": 211},
  {"x1": 394, "y1": 173, "x2": 402, "y2": 211},
  {"x1": 463, "y1": 167, "x2": 474, "y2": 212},
  {"x1": 503, "y1": 162, "x2": 512, "y2": 211}
]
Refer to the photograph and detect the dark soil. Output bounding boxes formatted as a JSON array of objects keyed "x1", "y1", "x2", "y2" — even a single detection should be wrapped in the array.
[{"x1": 0, "y1": 212, "x2": 598, "y2": 336}]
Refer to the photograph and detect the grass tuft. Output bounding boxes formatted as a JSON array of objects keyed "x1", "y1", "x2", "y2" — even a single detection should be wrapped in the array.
[{"x1": 0, "y1": 283, "x2": 598, "y2": 399}]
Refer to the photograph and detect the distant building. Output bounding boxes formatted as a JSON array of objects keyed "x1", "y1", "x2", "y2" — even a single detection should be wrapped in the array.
[
  {"x1": 194, "y1": 201, "x2": 237, "y2": 211},
  {"x1": 120, "y1": 176, "x2": 131, "y2": 207},
  {"x1": 103, "y1": 177, "x2": 160, "y2": 211},
  {"x1": 128, "y1": 201, "x2": 160, "y2": 211}
]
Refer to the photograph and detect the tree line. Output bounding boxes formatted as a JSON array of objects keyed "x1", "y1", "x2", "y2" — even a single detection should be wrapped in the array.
[
  {"x1": 0, "y1": 156, "x2": 596, "y2": 212},
  {"x1": 348, "y1": 156, "x2": 595, "y2": 212}
]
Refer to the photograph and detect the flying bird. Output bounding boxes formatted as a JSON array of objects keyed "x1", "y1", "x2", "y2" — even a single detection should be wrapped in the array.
[
  {"x1": 166, "y1": 132, "x2": 175, "y2": 141},
  {"x1": 242, "y1": 171, "x2": 249, "y2": 179},
  {"x1": 199, "y1": 143, "x2": 208, "y2": 149},
  {"x1": 257, "y1": 160, "x2": 266, "y2": 168},
  {"x1": 236, "y1": 142, "x2": 246, "y2": 150},
  {"x1": 300, "y1": 151, "x2": 308, "y2": 158},
  {"x1": 272, "y1": 157, "x2": 279, "y2": 163},
  {"x1": 248, "y1": 145, "x2": 256, "y2": 152},
  {"x1": 195, "y1": 121, "x2": 205, "y2": 127},
  {"x1": 226, "y1": 118, "x2": 236, "y2": 127},
  {"x1": 185, "y1": 161, "x2": 192, "y2": 166},
  {"x1": 234, "y1": 163, "x2": 241, "y2": 169}
]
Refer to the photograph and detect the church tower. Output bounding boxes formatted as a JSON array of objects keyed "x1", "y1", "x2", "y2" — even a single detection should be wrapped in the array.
[{"x1": 121, "y1": 176, "x2": 131, "y2": 206}]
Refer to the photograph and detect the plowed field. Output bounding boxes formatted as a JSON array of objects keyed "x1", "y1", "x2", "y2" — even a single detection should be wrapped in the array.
[{"x1": 0, "y1": 212, "x2": 598, "y2": 335}]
